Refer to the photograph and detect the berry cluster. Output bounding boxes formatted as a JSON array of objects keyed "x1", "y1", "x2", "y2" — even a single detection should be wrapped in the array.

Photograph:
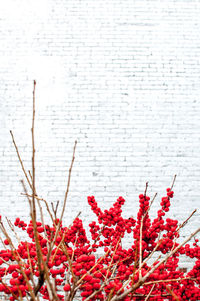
[{"x1": 0, "y1": 188, "x2": 199, "y2": 300}]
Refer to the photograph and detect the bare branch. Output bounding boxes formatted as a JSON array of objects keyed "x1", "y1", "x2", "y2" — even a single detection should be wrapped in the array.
[
  {"x1": 144, "y1": 182, "x2": 148, "y2": 197},
  {"x1": 144, "y1": 276, "x2": 196, "y2": 286},
  {"x1": 178, "y1": 209, "x2": 197, "y2": 232},
  {"x1": 47, "y1": 140, "x2": 77, "y2": 259},
  {"x1": 139, "y1": 216, "x2": 144, "y2": 279},
  {"x1": 144, "y1": 284, "x2": 155, "y2": 301},
  {"x1": 170, "y1": 174, "x2": 176, "y2": 190},
  {"x1": 10, "y1": 130, "x2": 32, "y2": 191},
  {"x1": 143, "y1": 192, "x2": 157, "y2": 220},
  {"x1": 166, "y1": 285, "x2": 180, "y2": 301}
]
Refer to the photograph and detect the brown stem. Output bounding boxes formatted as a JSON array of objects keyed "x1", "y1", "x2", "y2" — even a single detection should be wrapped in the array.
[
  {"x1": 171, "y1": 174, "x2": 176, "y2": 190},
  {"x1": 32, "y1": 79, "x2": 37, "y2": 220},
  {"x1": 143, "y1": 192, "x2": 157, "y2": 220},
  {"x1": 47, "y1": 140, "x2": 77, "y2": 260},
  {"x1": 10, "y1": 130, "x2": 33, "y2": 191},
  {"x1": 144, "y1": 182, "x2": 148, "y2": 197},
  {"x1": 29, "y1": 80, "x2": 46, "y2": 299},
  {"x1": 178, "y1": 209, "x2": 197, "y2": 232},
  {"x1": 139, "y1": 216, "x2": 144, "y2": 279},
  {"x1": 144, "y1": 284, "x2": 155, "y2": 301},
  {"x1": 166, "y1": 285, "x2": 180, "y2": 301}
]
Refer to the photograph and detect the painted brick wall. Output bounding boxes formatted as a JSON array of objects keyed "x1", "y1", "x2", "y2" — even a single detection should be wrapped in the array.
[{"x1": 0, "y1": 0, "x2": 200, "y2": 263}]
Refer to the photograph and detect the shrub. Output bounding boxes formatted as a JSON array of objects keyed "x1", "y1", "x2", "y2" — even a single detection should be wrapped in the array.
[{"x1": 0, "y1": 82, "x2": 199, "y2": 300}]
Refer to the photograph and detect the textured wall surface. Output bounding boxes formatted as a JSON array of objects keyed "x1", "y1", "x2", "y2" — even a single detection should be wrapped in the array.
[{"x1": 0, "y1": 0, "x2": 200, "y2": 259}]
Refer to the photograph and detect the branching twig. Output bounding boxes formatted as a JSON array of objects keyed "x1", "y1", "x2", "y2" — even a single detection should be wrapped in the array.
[{"x1": 47, "y1": 140, "x2": 77, "y2": 260}]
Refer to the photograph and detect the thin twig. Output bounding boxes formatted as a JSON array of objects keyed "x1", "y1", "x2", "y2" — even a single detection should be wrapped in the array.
[
  {"x1": 50, "y1": 211, "x2": 81, "y2": 264},
  {"x1": 144, "y1": 182, "x2": 148, "y2": 197},
  {"x1": 170, "y1": 174, "x2": 176, "y2": 190},
  {"x1": 105, "y1": 236, "x2": 122, "y2": 282},
  {"x1": 6, "y1": 217, "x2": 22, "y2": 245},
  {"x1": 25, "y1": 242, "x2": 36, "y2": 288},
  {"x1": 144, "y1": 284, "x2": 155, "y2": 301},
  {"x1": 143, "y1": 192, "x2": 157, "y2": 220},
  {"x1": 36, "y1": 198, "x2": 48, "y2": 242},
  {"x1": 170, "y1": 209, "x2": 197, "y2": 254},
  {"x1": 28, "y1": 170, "x2": 33, "y2": 182},
  {"x1": 142, "y1": 235, "x2": 162, "y2": 267},
  {"x1": 29, "y1": 80, "x2": 46, "y2": 299},
  {"x1": 166, "y1": 285, "x2": 180, "y2": 301},
  {"x1": 31, "y1": 79, "x2": 37, "y2": 220},
  {"x1": 178, "y1": 209, "x2": 197, "y2": 232},
  {"x1": 60, "y1": 141, "x2": 77, "y2": 222},
  {"x1": 10, "y1": 130, "x2": 33, "y2": 191},
  {"x1": 144, "y1": 276, "x2": 196, "y2": 286},
  {"x1": 139, "y1": 216, "x2": 144, "y2": 279},
  {"x1": 47, "y1": 140, "x2": 77, "y2": 260}
]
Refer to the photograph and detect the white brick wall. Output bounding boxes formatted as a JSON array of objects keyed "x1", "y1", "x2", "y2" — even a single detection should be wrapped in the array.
[{"x1": 0, "y1": 0, "x2": 200, "y2": 246}]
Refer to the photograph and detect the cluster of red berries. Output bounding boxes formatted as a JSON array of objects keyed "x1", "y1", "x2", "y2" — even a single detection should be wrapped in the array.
[
  {"x1": 0, "y1": 187, "x2": 199, "y2": 300},
  {"x1": 14, "y1": 218, "x2": 27, "y2": 230}
]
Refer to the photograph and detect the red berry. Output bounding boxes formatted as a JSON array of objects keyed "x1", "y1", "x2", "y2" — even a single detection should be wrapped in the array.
[{"x1": 63, "y1": 284, "x2": 71, "y2": 292}]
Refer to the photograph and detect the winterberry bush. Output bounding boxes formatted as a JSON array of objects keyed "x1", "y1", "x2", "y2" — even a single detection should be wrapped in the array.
[{"x1": 0, "y1": 82, "x2": 199, "y2": 301}]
